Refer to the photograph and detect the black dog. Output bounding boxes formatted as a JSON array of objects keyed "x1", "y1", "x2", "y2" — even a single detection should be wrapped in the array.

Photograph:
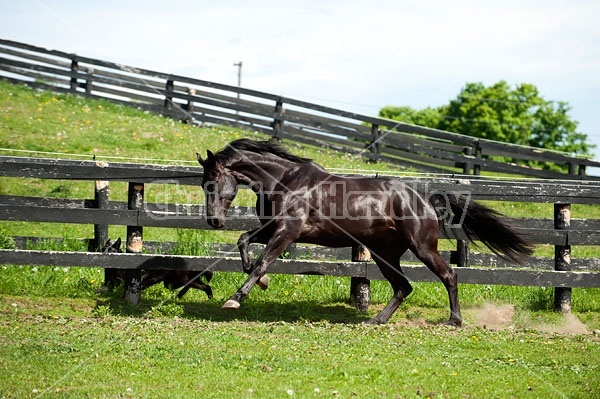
[{"x1": 102, "y1": 238, "x2": 213, "y2": 299}]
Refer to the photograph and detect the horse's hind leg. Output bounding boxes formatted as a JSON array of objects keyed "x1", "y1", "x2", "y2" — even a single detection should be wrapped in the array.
[
  {"x1": 411, "y1": 235, "x2": 462, "y2": 326},
  {"x1": 177, "y1": 282, "x2": 213, "y2": 299},
  {"x1": 366, "y1": 245, "x2": 411, "y2": 325}
]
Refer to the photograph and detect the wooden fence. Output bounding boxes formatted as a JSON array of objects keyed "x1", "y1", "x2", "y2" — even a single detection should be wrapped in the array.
[
  {"x1": 1, "y1": 38, "x2": 599, "y2": 180},
  {"x1": 1, "y1": 156, "x2": 599, "y2": 311}
]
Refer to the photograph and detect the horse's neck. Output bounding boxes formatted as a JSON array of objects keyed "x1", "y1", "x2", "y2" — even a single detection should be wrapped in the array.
[{"x1": 229, "y1": 156, "x2": 314, "y2": 191}]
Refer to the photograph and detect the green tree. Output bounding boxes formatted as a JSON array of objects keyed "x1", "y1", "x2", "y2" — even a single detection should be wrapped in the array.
[
  {"x1": 379, "y1": 81, "x2": 594, "y2": 157},
  {"x1": 379, "y1": 105, "x2": 442, "y2": 128},
  {"x1": 528, "y1": 100, "x2": 591, "y2": 154}
]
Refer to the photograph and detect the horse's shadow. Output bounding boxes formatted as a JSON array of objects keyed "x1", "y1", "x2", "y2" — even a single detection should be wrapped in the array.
[{"x1": 96, "y1": 291, "x2": 369, "y2": 324}]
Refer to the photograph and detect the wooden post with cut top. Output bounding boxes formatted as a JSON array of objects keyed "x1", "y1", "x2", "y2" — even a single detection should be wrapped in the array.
[
  {"x1": 123, "y1": 182, "x2": 144, "y2": 306},
  {"x1": 554, "y1": 203, "x2": 572, "y2": 313},
  {"x1": 90, "y1": 161, "x2": 112, "y2": 287},
  {"x1": 92, "y1": 162, "x2": 109, "y2": 252},
  {"x1": 350, "y1": 245, "x2": 371, "y2": 312}
]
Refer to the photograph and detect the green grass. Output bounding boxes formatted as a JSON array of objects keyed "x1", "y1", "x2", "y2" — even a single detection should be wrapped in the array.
[
  {"x1": 1, "y1": 81, "x2": 600, "y2": 398},
  {"x1": 1, "y1": 284, "x2": 599, "y2": 399}
]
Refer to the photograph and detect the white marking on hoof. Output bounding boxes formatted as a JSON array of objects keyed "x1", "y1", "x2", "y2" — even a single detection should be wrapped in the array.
[
  {"x1": 221, "y1": 299, "x2": 240, "y2": 310},
  {"x1": 257, "y1": 275, "x2": 269, "y2": 290}
]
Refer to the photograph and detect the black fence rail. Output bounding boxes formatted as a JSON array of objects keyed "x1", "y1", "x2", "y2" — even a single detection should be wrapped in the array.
[
  {"x1": 1, "y1": 156, "x2": 599, "y2": 310},
  {"x1": 1, "y1": 38, "x2": 599, "y2": 180}
]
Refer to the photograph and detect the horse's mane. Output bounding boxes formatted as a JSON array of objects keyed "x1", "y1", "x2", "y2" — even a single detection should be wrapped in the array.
[{"x1": 216, "y1": 139, "x2": 312, "y2": 164}]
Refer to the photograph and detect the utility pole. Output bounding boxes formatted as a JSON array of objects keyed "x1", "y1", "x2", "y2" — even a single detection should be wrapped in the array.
[
  {"x1": 233, "y1": 61, "x2": 242, "y2": 124},
  {"x1": 233, "y1": 61, "x2": 242, "y2": 90}
]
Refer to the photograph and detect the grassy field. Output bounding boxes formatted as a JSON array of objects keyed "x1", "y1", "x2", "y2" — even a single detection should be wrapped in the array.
[
  {"x1": 1, "y1": 81, "x2": 600, "y2": 398},
  {"x1": 1, "y1": 272, "x2": 600, "y2": 399}
]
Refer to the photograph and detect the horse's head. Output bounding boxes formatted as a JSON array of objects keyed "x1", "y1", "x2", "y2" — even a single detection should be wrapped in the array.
[{"x1": 197, "y1": 150, "x2": 238, "y2": 229}]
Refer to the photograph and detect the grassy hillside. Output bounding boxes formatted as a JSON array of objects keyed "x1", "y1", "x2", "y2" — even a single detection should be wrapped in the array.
[
  {"x1": 0, "y1": 80, "x2": 412, "y2": 171},
  {"x1": 0, "y1": 80, "x2": 411, "y2": 241}
]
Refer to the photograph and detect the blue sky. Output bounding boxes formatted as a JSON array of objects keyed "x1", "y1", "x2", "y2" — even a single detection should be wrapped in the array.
[{"x1": 2, "y1": 0, "x2": 599, "y2": 163}]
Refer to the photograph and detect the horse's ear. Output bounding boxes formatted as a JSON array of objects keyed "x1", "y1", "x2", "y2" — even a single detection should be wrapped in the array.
[
  {"x1": 197, "y1": 150, "x2": 216, "y2": 167},
  {"x1": 114, "y1": 237, "x2": 122, "y2": 250}
]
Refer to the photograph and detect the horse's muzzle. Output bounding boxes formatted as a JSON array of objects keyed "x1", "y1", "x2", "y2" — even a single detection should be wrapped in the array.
[{"x1": 207, "y1": 217, "x2": 225, "y2": 229}]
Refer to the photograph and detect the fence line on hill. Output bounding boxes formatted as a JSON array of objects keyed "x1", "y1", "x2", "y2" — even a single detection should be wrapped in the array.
[{"x1": 1, "y1": 38, "x2": 599, "y2": 180}]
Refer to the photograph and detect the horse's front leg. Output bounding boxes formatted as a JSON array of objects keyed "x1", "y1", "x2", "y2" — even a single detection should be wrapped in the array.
[
  {"x1": 238, "y1": 227, "x2": 269, "y2": 273},
  {"x1": 223, "y1": 225, "x2": 299, "y2": 309},
  {"x1": 237, "y1": 227, "x2": 271, "y2": 290}
]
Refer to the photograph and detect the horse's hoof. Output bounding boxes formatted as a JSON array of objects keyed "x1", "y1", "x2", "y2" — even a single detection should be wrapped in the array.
[
  {"x1": 222, "y1": 299, "x2": 240, "y2": 310},
  {"x1": 445, "y1": 318, "x2": 462, "y2": 327},
  {"x1": 363, "y1": 318, "x2": 383, "y2": 325},
  {"x1": 257, "y1": 275, "x2": 269, "y2": 290}
]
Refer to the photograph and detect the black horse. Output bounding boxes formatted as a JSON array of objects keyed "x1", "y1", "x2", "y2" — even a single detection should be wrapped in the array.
[{"x1": 197, "y1": 139, "x2": 533, "y2": 326}]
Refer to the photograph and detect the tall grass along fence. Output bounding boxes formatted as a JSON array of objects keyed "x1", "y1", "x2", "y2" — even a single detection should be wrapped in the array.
[
  {"x1": 1, "y1": 156, "x2": 599, "y2": 311},
  {"x1": 1, "y1": 38, "x2": 599, "y2": 180}
]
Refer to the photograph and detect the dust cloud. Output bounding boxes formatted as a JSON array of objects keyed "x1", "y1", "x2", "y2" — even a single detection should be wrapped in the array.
[
  {"x1": 472, "y1": 303, "x2": 515, "y2": 330},
  {"x1": 537, "y1": 313, "x2": 589, "y2": 335},
  {"x1": 470, "y1": 302, "x2": 590, "y2": 334}
]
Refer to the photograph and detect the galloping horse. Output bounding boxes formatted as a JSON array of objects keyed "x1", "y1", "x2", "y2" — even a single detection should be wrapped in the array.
[{"x1": 197, "y1": 139, "x2": 533, "y2": 326}]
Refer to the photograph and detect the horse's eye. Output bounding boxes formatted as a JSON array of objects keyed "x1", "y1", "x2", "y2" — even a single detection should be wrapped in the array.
[
  {"x1": 222, "y1": 191, "x2": 237, "y2": 201},
  {"x1": 205, "y1": 182, "x2": 216, "y2": 192}
]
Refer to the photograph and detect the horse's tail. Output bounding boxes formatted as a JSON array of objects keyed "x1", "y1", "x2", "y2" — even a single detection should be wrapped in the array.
[{"x1": 444, "y1": 196, "x2": 534, "y2": 264}]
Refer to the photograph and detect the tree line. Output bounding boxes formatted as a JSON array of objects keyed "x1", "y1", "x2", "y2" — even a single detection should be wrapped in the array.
[{"x1": 379, "y1": 81, "x2": 595, "y2": 163}]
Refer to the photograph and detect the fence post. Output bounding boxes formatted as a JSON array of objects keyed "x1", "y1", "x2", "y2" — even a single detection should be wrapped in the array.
[
  {"x1": 69, "y1": 57, "x2": 79, "y2": 93},
  {"x1": 369, "y1": 124, "x2": 382, "y2": 162},
  {"x1": 350, "y1": 246, "x2": 371, "y2": 312},
  {"x1": 90, "y1": 161, "x2": 112, "y2": 287},
  {"x1": 472, "y1": 141, "x2": 482, "y2": 176},
  {"x1": 85, "y1": 67, "x2": 94, "y2": 95},
  {"x1": 454, "y1": 240, "x2": 470, "y2": 268},
  {"x1": 554, "y1": 203, "x2": 572, "y2": 313},
  {"x1": 272, "y1": 98, "x2": 284, "y2": 141},
  {"x1": 90, "y1": 162, "x2": 109, "y2": 251},
  {"x1": 456, "y1": 154, "x2": 474, "y2": 267},
  {"x1": 93, "y1": 180, "x2": 109, "y2": 250},
  {"x1": 124, "y1": 182, "x2": 144, "y2": 306},
  {"x1": 163, "y1": 78, "x2": 174, "y2": 116},
  {"x1": 184, "y1": 87, "x2": 196, "y2": 124},
  {"x1": 461, "y1": 147, "x2": 472, "y2": 175}
]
